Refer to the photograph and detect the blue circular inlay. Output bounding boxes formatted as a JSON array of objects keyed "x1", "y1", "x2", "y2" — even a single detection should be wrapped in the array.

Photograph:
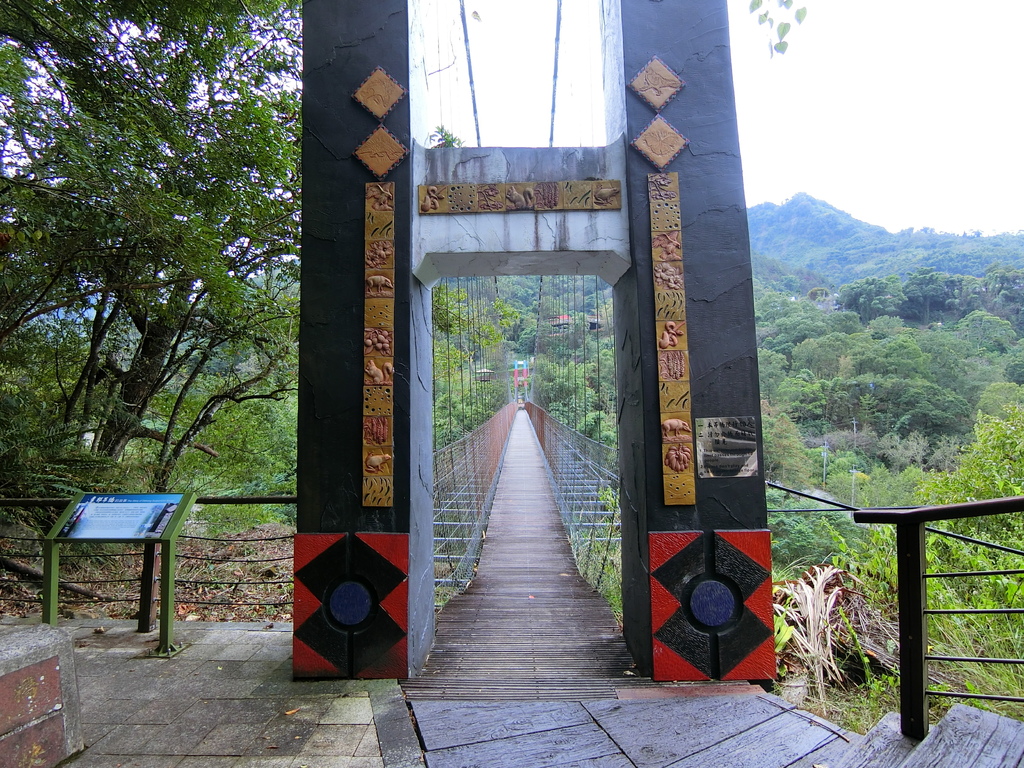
[
  {"x1": 328, "y1": 581, "x2": 373, "y2": 626},
  {"x1": 689, "y1": 580, "x2": 736, "y2": 627}
]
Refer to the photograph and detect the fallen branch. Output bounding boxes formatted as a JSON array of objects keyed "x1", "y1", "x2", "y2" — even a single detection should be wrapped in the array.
[{"x1": 0, "y1": 556, "x2": 114, "y2": 601}]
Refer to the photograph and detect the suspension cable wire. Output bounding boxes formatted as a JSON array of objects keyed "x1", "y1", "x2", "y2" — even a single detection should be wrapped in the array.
[
  {"x1": 549, "y1": 0, "x2": 563, "y2": 148},
  {"x1": 457, "y1": 0, "x2": 482, "y2": 146},
  {"x1": 594, "y1": 275, "x2": 603, "y2": 442}
]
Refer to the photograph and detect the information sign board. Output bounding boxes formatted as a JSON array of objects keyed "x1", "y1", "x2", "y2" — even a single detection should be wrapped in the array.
[{"x1": 52, "y1": 494, "x2": 185, "y2": 541}]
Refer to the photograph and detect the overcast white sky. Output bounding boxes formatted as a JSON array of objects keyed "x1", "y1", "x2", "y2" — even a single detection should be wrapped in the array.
[
  {"x1": 421, "y1": 0, "x2": 1024, "y2": 236},
  {"x1": 727, "y1": 0, "x2": 1024, "y2": 236}
]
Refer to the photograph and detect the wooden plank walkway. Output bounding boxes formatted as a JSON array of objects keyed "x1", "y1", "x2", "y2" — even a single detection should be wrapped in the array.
[{"x1": 403, "y1": 410, "x2": 639, "y2": 700}]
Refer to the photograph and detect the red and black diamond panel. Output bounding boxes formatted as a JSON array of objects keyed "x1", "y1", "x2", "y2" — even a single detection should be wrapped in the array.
[
  {"x1": 293, "y1": 532, "x2": 408, "y2": 678},
  {"x1": 650, "y1": 530, "x2": 774, "y2": 681}
]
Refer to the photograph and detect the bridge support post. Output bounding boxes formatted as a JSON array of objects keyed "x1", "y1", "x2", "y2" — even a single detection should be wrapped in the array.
[
  {"x1": 296, "y1": 0, "x2": 433, "y2": 678},
  {"x1": 617, "y1": 0, "x2": 774, "y2": 681}
]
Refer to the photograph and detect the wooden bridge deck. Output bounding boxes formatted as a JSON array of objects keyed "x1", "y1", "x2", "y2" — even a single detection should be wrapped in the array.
[{"x1": 403, "y1": 410, "x2": 640, "y2": 700}]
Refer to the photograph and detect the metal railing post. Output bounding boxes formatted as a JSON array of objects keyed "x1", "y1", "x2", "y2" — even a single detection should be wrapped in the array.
[{"x1": 897, "y1": 522, "x2": 928, "y2": 739}]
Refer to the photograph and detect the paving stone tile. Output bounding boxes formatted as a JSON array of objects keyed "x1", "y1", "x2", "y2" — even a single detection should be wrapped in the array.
[
  {"x1": 288, "y1": 757, "x2": 384, "y2": 768},
  {"x1": 177, "y1": 758, "x2": 241, "y2": 767},
  {"x1": 90, "y1": 723, "x2": 166, "y2": 755},
  {"x1": 299, "y1": 725, "x2": 369, "y2": 756},
  {"x1": 136, "y1": 721, "x2": 220, "y2": 756},
  {"x1": 81, "y1": 696, "x2": 142, "y2": 724},
  {"x1": 246, "y1": 714, "x2": 318, "y2": 756},
  {"x1": 124, "y1": 696, "x2": 199, "y2": 724},
  {"x1": 354, "y1": 727, "x2": 381, "y2": 757},
  {"x1": 211, "y1": 644, "x2": 262, "y2": 661},
  {"x1": 67, "y1": 752, "x2": 184, "y2": 767},
  {"x1": 191, "y1": 722, "x2": 269, "y2": 756},
  {"x1": 229, "y1": 757, "x2": 294, "y2": 768},
  {"x1": 246, "y1": 645, "x2": 292, "y2": 662},
  {"x1": 82, "y1": 722, "x2": 116, "y2": 746},
  {"x1": 322, "y1": 696, "x2": 374, "y2": 725}
]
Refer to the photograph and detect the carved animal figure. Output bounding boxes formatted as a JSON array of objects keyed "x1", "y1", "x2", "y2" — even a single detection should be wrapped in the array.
[
  {"x1": 593, "y1": 185, "x2": 620, "y2": 207},
  {"x1": 364, "y1": 452, "x2": 392, "y2": 473},
  {"x1": 364, "y1": 359, "x2": 394, "y2": 385},
  {"x1": 366, "y1": 184, "x2": 394, "y2": 211},
  {"x1": 365, "y1": 274, "x2": 395, "y2": 296},
  {"x1": 661, "y1": 418, "x2": 691, "y2": 440},
  {"x1": 505, "y1": 185, "x2": 534, "y2": 210}
]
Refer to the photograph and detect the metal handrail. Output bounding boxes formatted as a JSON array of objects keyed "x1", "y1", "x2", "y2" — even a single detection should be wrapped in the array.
[{"x1": 853, "y1": 495, "x2": 1024, "y2": 740}]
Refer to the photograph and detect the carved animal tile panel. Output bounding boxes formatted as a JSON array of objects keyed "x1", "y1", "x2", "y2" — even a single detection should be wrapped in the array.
[
  {"x1": 416, "y1": 180, "x2": 622, "y2": 214},
  {"x1": 354, "y1": 125, "x2": 409, "y2": 180},
  {"x1": 650, "y1": 172, "x2": 694, "y2": 505},
  {"x1": 362, "y1": 182, "x2": 396, "y2": 508}
]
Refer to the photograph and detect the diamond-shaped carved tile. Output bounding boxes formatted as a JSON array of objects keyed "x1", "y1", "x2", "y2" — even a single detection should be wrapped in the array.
[
  {"x1": 354, "y1": 126, "x2": 408, "y2": 179},
  {"x1": 353, "y1": 67, "x2": 407, "y2": 120},
  {"x1": 630, "y1": 56, "x2": 685, "y2": 112},
  {"x1": 632, "y1": 116, "x2": 689, "y2": 170}
]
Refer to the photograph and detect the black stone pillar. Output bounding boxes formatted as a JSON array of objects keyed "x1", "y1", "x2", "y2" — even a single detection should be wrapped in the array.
[
  {"x1": 297, "y1": 0, "x2": 431, "y2": 678},
  {"x1": 618, "y1": 0, "x2": 773, "y2": 680}
]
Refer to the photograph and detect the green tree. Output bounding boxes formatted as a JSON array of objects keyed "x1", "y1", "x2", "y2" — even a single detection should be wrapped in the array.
[
  {"x1": 839, "y1": 276, "x2": 906, "y2": 324},
  {"x1": 1, "y1": 0, "x2": 301, "y2": 495}
]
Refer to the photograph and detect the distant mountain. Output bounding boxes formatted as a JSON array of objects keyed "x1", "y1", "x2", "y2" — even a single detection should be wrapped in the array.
[{"x1": 747, "y1": 193, "x2": 1024, "y2": 286}]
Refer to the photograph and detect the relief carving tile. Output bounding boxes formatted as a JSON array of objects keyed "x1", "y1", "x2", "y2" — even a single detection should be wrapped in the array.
[
  {"x1": 659, "y1": 381, "x2": 691, "y2": 414},
  {"x1": 477, "y1": 183, "x2": 505, "y2": 212},
  {"x1": 364, "y1": 298, "x2": 394, "y2": 328},
  {"x1": 655, "y1": 289, "x2": 687, "y2": 321},
  {"x1": 504, "y1": 183, "x2": 536, "y2": 211},
  {"x1": 653, "y1": 261, "x2": 684, "y2": 292},
  {"x1": 630, "y1": 56, "x2": 685, "y2": 112},
  {"x1": 663, "y1": 441, "x2": 694, "y2": 474},
  {"x1": 363, "y1": 386, "x2": 394, "y2": 416},
  {"x1": 658, "y1": 349, "x2": 688, "y2": 381},
  {"x1": 593, "y1": 180, "x2": 621, "y2": 209},
  {"x1": 365, "y1": 210, "x2": 395, "y2": 240},
  {"x1": 657, "y1": 319, "x2": 687, "y2": 351},
  {"x1": 561, "y1": 181, "x2": 593, "y2": 209},
  {"x1": 663, "y1": 470, "x2": 696, "y2": 506},
  {"x1": 363, "y1": 357, "x2": 394, "y2": 386},
  {"x1": 532, "y1": 181, "x2": 561, "y2": 210},
  {"x1": 419, "y1": 185, "x2": 448, "y2": 214},
  {"x1": 652, "y1": 230, "x2": 682, "y2": 261},
  {"x1": 365, "y1": 182, "x2": 395, "y2": 212},
  {"x1": 632, "y1": 116, "x2": 689, "y2": 170},
  {"x1": 364, "y1": 327, "x2": 393, "y2": 356},
  {"x1": 365, "y1": 270, "x2": 396, "y2": 298},
  {"x1": 650, "y1": 200, "x2": 682, "y2": 232},
  {"x1": 352, "y1": 67, "x2": 407, "y2": 120},
  {"x1": 363, "y1": 446, "x2": 393, "y2": 476},
  {"x1": 363, "y1": 416, "x2": 392, "y2": 446},
  {"x1": 660, "y1": 412, "x2": 694, "y2": 444},
  {"x1": 365, "y1": 238, "x2": 394, "y2": 270},
  {"x1": 648, "y1": 172, "x2": 679, "y2": 201},
  {"x1": 446, "y1": 184, "x2": 478, "y2": 213},
  {"x1": 363, "y1": 476, "x2": 394, "y2": 507},
  {"x1": 354, "y1": 125, "x2": 408, "y2": 179}
]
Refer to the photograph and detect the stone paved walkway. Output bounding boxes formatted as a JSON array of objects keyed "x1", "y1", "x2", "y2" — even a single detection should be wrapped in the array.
[{"x1": 5, "y1": 620, "x2": 423, "y2": 768}]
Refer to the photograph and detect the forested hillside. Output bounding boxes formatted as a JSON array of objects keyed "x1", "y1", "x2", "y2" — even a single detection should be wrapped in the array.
[{"x1": 749, "y1": 193, "x2": 1024, "y2": 284}]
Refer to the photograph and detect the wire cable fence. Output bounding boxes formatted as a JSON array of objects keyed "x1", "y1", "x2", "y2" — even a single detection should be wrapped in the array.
[
  {"x1": 0, "y1": 499, "x2": 295, "y2": 621},
  {"x1": 524, "y1": 403, "x2": 620, "y2": 608},
  {"x1": 433, "y1": 402, "x2": 517, "y2": 608}
]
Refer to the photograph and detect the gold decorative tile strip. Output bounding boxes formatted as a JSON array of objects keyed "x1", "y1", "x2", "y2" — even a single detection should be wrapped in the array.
[
  {"x1": 417, "y1": 179, "x2": 622, "y2": 214},
  {"x1": 363, "y1": 183, "x2": 396, "y2": 508},
  {"x1": 352, "y1": 67, "x2": 407, "y2": 120},
  {"x1": 630, "y1": 56, "x2": 685, "y2": 112},
  {"x1": 354, "y1": 125, "x2": 408, "y2": 180},
  {"x1": 650, "y1": 172, "x2": 695, "y2": 506},
  {"x1": 632, "y1": 116, "x2": 689, "y2": 171}
]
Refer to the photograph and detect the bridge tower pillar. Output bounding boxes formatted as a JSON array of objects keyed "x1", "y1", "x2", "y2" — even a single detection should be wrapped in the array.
[{"x1": 617, "y1": 0, "x2": 772, "y2": 680}]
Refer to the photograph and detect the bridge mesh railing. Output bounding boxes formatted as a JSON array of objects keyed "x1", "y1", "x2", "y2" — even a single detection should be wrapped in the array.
[
  {"x1": 433, "y1": 402, "x2": 517, "y2": 608},
  {"x1": 525, "y1": 403, "x2": 620, "y2": 603}
]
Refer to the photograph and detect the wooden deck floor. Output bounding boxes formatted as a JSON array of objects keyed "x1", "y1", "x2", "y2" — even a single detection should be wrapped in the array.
[{"x1": 403, "y1": 410, "x2": 639, "y2": 700}]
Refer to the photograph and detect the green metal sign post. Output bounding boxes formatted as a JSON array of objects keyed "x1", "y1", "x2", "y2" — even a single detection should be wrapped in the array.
[{"x1": 43, "y1": 492, "x2": 196, "y2": 655}]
